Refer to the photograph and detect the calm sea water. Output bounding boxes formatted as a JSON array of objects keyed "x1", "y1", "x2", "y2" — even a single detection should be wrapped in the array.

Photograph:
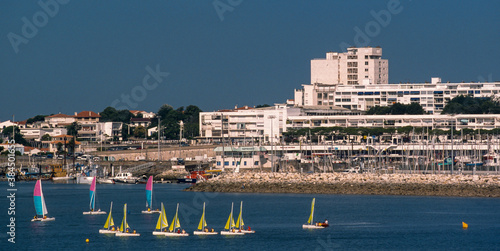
[{"x1": 2, "y1": 182, "x2": 499, "y2": 250}]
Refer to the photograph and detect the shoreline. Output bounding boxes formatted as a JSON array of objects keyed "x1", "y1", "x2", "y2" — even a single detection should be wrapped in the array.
[{"x1": 184, "y1": 172, "x2": 500, "y2": 197}]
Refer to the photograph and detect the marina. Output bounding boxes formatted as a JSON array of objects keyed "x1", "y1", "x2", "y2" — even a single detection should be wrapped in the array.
[{"x1": 7, "y1": 182, "x2": 500, "y2": 250}]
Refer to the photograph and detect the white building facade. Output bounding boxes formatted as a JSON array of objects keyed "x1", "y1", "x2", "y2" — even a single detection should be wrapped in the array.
[{"x1": 310, "y1": 47, "x2": 388, "y2": 86}]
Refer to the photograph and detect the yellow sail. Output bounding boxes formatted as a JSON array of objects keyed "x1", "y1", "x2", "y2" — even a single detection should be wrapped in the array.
[
  {"x1": 462, "y1": 222, "x2": 468, "y2": 229},
  {"x1": 225, "y1": 202, "x2": 235, "y2": 230},
  {"x1": 156, "y1": 203, "x2": 168, "y2": 230},
  {"x1": 236, "y1": 201, "x2": 244, "y2": 228},
  {"x1": 169, "y1": 203, "x2": 180, "y2": 232},
  {"x1": 120, "y1": 203, "x2": 130, "y2": 232},
  {"x1": 307, "y1": 198, "x2": 315, "y2": 224},
  {"x1": 104, "y1": 202, "x2": 114, "y2": 229},
  {"x1": 198, "y1": 202, "x2": 207, "y2": 230}
]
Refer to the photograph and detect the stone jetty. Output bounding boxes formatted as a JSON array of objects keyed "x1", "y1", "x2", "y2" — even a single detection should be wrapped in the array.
[{"x1": 185, "y1": 172, "x2": 500, "y2": 197}]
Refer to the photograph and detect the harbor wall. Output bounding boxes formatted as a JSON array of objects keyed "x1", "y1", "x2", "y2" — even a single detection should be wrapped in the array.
[{"x1": 185, "y1": 172, "x2": 500, "y2": 197}]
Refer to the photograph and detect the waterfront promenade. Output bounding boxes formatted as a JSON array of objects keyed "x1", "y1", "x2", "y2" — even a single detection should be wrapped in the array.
[{"x1": 186, "y1": 172, "x2": 500, "y2": 197}]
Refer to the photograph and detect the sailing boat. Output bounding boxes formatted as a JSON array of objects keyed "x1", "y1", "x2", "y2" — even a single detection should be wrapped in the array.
[
  {"x1": 220, "y1": 202, "x2": 244, "y2": 235},
  {"x1": 115, "y1": 203, "x2": 140, "y2": 236},
  {"x1": 31, "y1": 180, "x2": 55, "y2": 222},
  {"x1": 152, "y1": 202, "x2": 169, "y2": 235},
  {"x1": 236, "y1": 201, "x2": 254, "y2": 233},
  {"x1": 83, "y1": 177, "x2": 106, "y2": 215},
  {"x1": 302, "y1": 198, "x2": 328, "y2": 229},
  {"x1": 193, "y1": 202, "x2": 218, "y2": 235},
  {"x1": 142, "y1": 176, "x2": 160, "y2": 214},
  {"x1": 164, "y1": 203, "x2": 189, "y2": 236},
  {"x1": 99, "y1": 202, "x2": 119, "y2": 234}
]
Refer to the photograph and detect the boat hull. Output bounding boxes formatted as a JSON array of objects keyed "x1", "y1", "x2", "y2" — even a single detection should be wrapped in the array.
[
  {"x1": 177, "y1": 178, "x2": 196, "y2": 183},
  {"x1": 302, "y1": 224, "x2": 327, "y2": 229},
  {"x1": 152, "y1": 231, "x2": 168, "y2": 236},
  {"x1": 97, "y1": 178, "x2": 115, "y2": 184},
  {"x1": 220, "y1": 231, "x2": 245, "y2": 235},
  {"x1": 31, "y1": 217, "x2": 55, "y2": 222},
  {"x1": 162, "y1": 232, "x2": 189, "y2": 237},
  {"x1": 240, "y1": 230, "x2": 255, "y2": 233},
  {"x1": 99, "y1": 229, "x2": 120, "y2": 234},
  {"x1": 83, "y1": 211, "x2": 107, "y2": 215},
  {"x1": 115, "y1": 232, "x2": 140, "y2": 237},
  {"x1": 193, "y1": 231, "x2": 218, "y2": 235},
  {"x1": 76, "y1": 176, "x2": 94, "y2": 185},
  {"x1": 113, "y1": 179, "x2": 138, "y2": 184},
  {"x1": 141, "y1": 210, "x2": 161, "y2": 214}
]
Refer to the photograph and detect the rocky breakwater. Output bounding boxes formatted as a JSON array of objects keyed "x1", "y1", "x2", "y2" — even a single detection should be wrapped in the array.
[{"x1": 185, "y1": 172, "x2": 500, "y2": 197}]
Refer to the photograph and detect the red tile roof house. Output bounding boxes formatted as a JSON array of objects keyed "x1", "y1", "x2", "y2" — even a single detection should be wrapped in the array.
[{"x1": 44, "y1": 113, "x2": 76, "y2": 128}]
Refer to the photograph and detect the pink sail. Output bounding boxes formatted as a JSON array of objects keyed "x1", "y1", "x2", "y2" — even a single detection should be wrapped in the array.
[
  {"x1": 146, "y1": 176, "x2": 153, "y2": 191},
  {"x1": 90, "y1": 177, "x2": 96, "y2": 192},
  {"x1": 34, "y1": 180, "x2": 42, "y2": 196}
]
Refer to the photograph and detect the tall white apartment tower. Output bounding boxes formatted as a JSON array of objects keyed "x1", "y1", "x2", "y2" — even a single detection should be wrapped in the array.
[{"x1": 310, "y1": 47, "x2": 388, "y2": 85}]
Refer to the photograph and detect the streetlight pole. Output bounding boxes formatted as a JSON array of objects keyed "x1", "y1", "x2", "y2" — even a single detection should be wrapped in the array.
[
  {"x1": 158, "y1": 116, "x2": 161, "y2": 162},
  {"x1": 268, "y1": 115, "x2": 276, "y2": 172}
]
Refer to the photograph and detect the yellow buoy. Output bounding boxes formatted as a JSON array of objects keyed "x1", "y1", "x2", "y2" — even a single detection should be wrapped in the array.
[
  {"x1": 86, "y1": 238, "x2": 89, "y2": 243},
  {"x1": 462, "y1": 222, "x2": 468, "y2": 229}
]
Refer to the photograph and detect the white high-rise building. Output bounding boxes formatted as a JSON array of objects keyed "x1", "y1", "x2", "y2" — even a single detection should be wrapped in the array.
[{"x1": 310, "y1": 47, "x2": 388, "y2": 86}]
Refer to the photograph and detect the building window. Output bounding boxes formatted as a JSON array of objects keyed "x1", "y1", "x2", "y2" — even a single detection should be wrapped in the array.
[
  {"x1": 224, "y1": 161, "x2": 229, "y2": 166},
  {"x1": 254, "y1": 161, "x2": 259, "y2": 165},
  {"x1": 365, "y1": 61, "x2": 368, "y2": 65}
]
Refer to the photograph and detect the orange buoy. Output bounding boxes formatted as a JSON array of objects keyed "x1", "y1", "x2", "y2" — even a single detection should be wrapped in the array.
[{"x1": 462, "y1": 222, "x2": 468, "y2": 229}]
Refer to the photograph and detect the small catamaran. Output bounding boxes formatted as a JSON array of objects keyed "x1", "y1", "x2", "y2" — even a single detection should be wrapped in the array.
[
  {"x1": 32, "y1": 180, "x2": 55, "y2": 222},
  {"x1": 193, "y1": 202, "x2": 218, "y2": 235},
  {"x1": 302, "y1": 198, "x2": 329, "y2": 229},
  {"x1": 83, "y1": 177, "x2": 106, "y2": 215},
  {"x1": 221, "y1": 202, "x2": 244, "y2": 235},
  {"x1": 115, "y1": 203, "x2": 140, "y2": 236},
  {"x1": 236, "y1": 201, "x2": 254, "y2": 233},
  {"x1": 142, "y1": 176, "x2": 160, "y2": 214},
  {"x1": 152, "y1": 202, "x2": 169, "y2": 236},
  {"x1": 164, "y1": 203, "x2": 189, "y2": 236},
  {"x1": 99, "y1": 202, "x2": 120, "y2": 234}
]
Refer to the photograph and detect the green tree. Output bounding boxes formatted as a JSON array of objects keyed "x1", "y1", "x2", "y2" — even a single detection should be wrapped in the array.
[
  {"x1": 100, "y1": 107, "x2": 132, "y2": 123},
  {"x1": 66, "y1": 122, "x2": 81, "y2": 137},
  {"x1": 26, "y1": 115, "x2": 47, "y2": 124},
  {"x1": 255, "y1": 104, "x2": 271, "y2": 108},
  {"x1": 134, "y1": 126, "x2": 146, "y2": 138},
  {"x1": 41, "y1": 134, "x2": 52, "y2": 141}
]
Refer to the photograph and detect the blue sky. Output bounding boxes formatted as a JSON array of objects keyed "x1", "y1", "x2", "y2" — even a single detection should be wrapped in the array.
[{"x1": 1, "y1": 0, "x2": 499, "y2": 121}]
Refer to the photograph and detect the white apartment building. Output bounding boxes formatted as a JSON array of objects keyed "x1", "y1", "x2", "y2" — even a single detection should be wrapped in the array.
[
  {"x1": 199, "y1": 105, "x2": 286, "y2": 143},
  {"x1": 295, "y1": 77, "x2": 500, "y2": 113},
  {"x1": 20, "y1": 128, "x2": 68, "y2": 141},
  {"x1": 310, "y1": 47, "x2": 388, "y2": 86},
  {"x1": 199, "y1": 105, "x2": 500, "y2": 143}
]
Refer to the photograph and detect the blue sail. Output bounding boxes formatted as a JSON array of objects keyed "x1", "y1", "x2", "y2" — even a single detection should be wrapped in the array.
[{"x1": 146, "y1": 190, "x2": 152, "y2": 208}]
